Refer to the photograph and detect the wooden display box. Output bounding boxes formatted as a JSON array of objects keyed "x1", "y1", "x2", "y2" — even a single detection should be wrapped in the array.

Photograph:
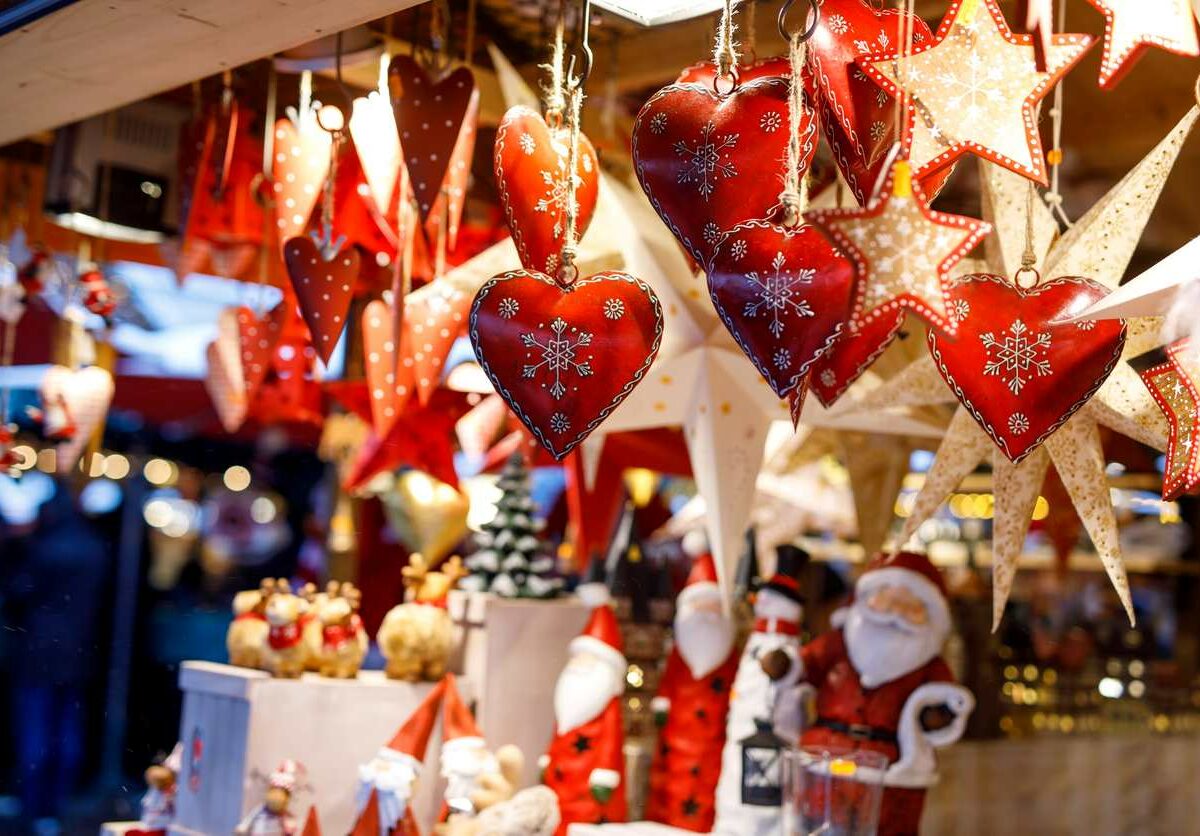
[
  {"x1": 448, "y1": 591, "x2": 591, "y2": 787},
  {"x1": 168, "y1": 661, "x2": 469, "y2": 836}
]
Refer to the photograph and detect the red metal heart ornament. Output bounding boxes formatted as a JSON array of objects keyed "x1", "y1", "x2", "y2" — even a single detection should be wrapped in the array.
[
  {"x1": 807, "y1": 310, "x2": 906, "y2": 406},
  {"x1": 633, "y1": 77, "x2": 815, "y2": 267},
  {"x1": 927, "y1": 273, "x2": 1126, "y2": 463},
  {"x1": 469, "y1": 270, "x2": 663, "y2": 460},
  {"x1": 389, "y1": 55, "x2": 476, "y2": 222},
  {"x1": 494, "y1": 105, "x2": 600, "y2": 275},
  {"x1": 283, "y1": 236, "x2": 361, "y2": 364},
  {"x1": 708, "y1": 220, "x2": 854, "y2": 398}
]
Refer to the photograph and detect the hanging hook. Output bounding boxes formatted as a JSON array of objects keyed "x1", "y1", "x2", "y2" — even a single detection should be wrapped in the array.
[
  {"x1": 777, "y1": 0, "x2": 821, "y2": 43},
  {"x1": 574, "y1": 0, "x2": 594, "y2": 86}
]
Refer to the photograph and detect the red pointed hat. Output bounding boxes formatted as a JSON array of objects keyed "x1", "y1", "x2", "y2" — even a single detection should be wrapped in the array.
[
  {"x1": 569, "y1": 587, "x2": 626, "y2": 676},
  {"x1": 679, "y1": 552, "x2": 721, "y2": 609},
  {"x1": 301, "y1": 806, "x2": 322, "y2": 836},
  {"x1": 384, "y1": 678, "x2": 446, "y2": 760},
  {"x1": 442, "y1": 673, "x2": 484, "y2": 744}
]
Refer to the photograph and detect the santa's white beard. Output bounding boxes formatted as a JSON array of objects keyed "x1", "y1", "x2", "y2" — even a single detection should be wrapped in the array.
[
  {"x1": 555, "y1": 656, "x2": 619, "y2": 733},
  {"x1": 441, "y1": 744, "x2": 496, "y2": 814},
  {"x1": 675, "y1": 608, "x2": 734, "y2": 679},
  {"x1": 845, "y1": 604, "x2": 942, "y2": 689}
]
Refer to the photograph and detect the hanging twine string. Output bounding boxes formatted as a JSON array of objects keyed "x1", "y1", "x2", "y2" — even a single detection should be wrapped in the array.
[
  {"x1": 779, "y1": 34, "x2": 810, "y2": 227},
  {"x1": 541, "y1": 3, "x2": 568, "y2": 121},
  {"x1": 1017, "y1": 180, "x2": 1040, "y2": 287},
  {"x1": 321, "y1": 133, "x2": 341, "y2": 246},
  {"x1": 558, "y1": 76, "x2": 585, "y2": 285},
  {"x1": 893, "y1": 0, "x2": 918, "y2": 138},
  {"x1": 1044, "y1": 0, "x2": 1072, "y2": 228},
  {"x1": 714, "y1": 0, "x2": 740, "y2": 78}
]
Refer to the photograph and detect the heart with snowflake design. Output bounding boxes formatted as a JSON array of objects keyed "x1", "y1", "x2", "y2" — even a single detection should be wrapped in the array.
[
  {"x1": 470, "y1": 270, "x2": 663, "y2": 460},
  {"x1": 809, "y1": 0, "x2": 951, "y2": 203},
  {"x1": 495, "y1": 105, "x2": 600, "y2": 276},
  {"x1": 390, "y1": 55, "x2": 476, "y2": 222},
  {"x1": 283, "y1": 236, "x2": 361, "y2": 365},
  {"x1": 708, "y1": 220, "x2": 854, "y2": 397},
  {"x1": 808, "y1": 308, "x2": 906, "y2": 406},
  {"x1": 927, "y1": 274, "x2": 1126, "y2": 463},
  {"x1": 633, "y1": 77, "x2": 814, "y2": 268}
]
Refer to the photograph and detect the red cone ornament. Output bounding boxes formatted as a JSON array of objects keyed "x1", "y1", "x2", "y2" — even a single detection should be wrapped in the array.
[
  {"x1": 470, "y1": 270, "x2": 663, "y2": 460},
  {"x1": 927, "y1": 273, "x2": 1126, "y2": 463},
  {"x1": 708, "y1": 220, "x2": 854, "y2": 397},
  {"x1": 495, "y1": 105, "x2": 600, "y2": 276}
]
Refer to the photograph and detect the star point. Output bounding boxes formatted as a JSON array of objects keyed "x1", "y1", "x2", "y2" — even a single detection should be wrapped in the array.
[{"x1": 1085, "y1": 0, "x2": 1200, "y2": 89}]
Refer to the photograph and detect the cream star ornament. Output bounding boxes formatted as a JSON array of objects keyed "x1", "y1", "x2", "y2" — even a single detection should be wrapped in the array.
[
  {"x1": 808, "y1": 157, "x2": 991, "y2": 336},
  {"x1": 834, "y1": 101, "x2": 1198, "y2": 627},
  {"x1": 1085, "y1": 0, "x2": 1199, "y2": 89},
  {"x1": 860, "y1": 0, "x2": 1093, "y2": 185}
]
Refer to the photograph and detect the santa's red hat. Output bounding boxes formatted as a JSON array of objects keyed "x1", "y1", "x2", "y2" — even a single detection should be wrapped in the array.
[
  {"x1": 678, "y1": 552, "x2": 721, "y2": 610},
  {"x1": 855, "y1": 551, "x2": 950, "y2": 633},
  {"x1": 383, "y1": 678, "x2": 446, "y2": 764},
  {"x1": 441, "y1": 674, "x2": 484, "y2": 751},
  {"x1": 569, "y1": 587, "x2": 626, "y2": 676}
]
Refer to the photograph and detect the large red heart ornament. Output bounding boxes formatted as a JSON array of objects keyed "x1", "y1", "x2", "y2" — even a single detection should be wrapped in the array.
[
  {"x1": 808, "y1": 309, "x2": 906, "y2": 406},
  {"x1": 283, "y1": 236, "x2": 361, "y2": 364},
  {"x1": 676, "y1": 57, "x2": 790, "y2": 85},
  {"x1": 390, "y1": 56, "x2": 476, "y2": 221},
  {"x1": 708, "y1": 220, "x2": 854, "y2": 397},
  {"x1": 927, "y1": 274, "x2": 1126, "y2": 462},
  {"x1": 470, "y1": 270, "x2": 663, "y2": 460},
  {"x1": 495, "y1": 105, "x2": 600, "y2": 276},
  {"x1": 633, "y1": 77, "x2": 814, "y2": 267}
]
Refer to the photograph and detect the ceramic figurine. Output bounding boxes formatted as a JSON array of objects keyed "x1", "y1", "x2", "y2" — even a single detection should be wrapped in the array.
[{"x1": 377, "y1": 554, "x2": 467, "y2": 681}]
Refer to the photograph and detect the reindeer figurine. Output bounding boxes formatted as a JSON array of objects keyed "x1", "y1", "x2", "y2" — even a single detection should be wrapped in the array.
[
  {"x1": 226, "y1": 579, "x2": 274, "y2": 669},
  {"x1": 307, "y1": 581, "x2": 368, "y2": 678},
  {"x1": 376, "y1": 554, "x2": 468, "y2": 681},
  {"x1": 262, "y1": 579, "x2": 321, "y2": 678}
]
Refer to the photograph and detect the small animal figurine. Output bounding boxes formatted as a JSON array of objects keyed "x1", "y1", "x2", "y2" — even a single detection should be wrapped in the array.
[
  {"x1": 377, "y1": 554, "x2": 468, "y2": 681},
  {"x1": 262, "y1": 580, "x2": 320, "y2": 678},
  {"x1": 236, "y1": 759, "x2": 304, "y2": 835},
  {"x1": 227, "y1": 579, "x2": 274, "y2": 669},
  {"x1": 308, "y1": 581, "x2": 368, "y2": 678},
  {"x1": 79, "y1": 267, "x2": 117, "y2": 323},
  {"x1": 137, "y1": 743, "x2": 182, "y2": 834}
]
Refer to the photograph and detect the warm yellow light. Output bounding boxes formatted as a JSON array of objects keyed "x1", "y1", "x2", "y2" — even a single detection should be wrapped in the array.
[
  {"x1": 12, "y1": 445, "x2": 35, "y2": 470},
  {"x1": 104, "y1": 454, "x2": 130, "y2": 480},
  {"x1": 1032, "y1": 495, "x2": 1049, "y2": 521},
  {"x1": 144, "y1": 458, "x2": 177, "y2": 486},
  {"x1": 37, "y1": 448, "x2": 57, "y2": 473},
  {"x1": 624, "y1": 468, "x2": 658, "y2": 508},
  {"x1": 317, "y1": 104, "x2": 345, "y2": 132},
  {"x1": 88, "y1": 453, "x2": 106, "y2": 478},
  {"x1": 250, "y1": 496, "x2": 277, "y2": 524},
  {"x1": 223, "y1": 465, "x2": 252, "y2": 492}
]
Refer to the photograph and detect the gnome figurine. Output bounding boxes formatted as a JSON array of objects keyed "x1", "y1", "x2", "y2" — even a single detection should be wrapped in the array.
[
  {"x1": 645, "y1": 536, "x2": 740, "y2": 832},
  {"x1": 713, "y1": 544, "x2": 807, "y2": 836},
  {"x1": 541, "y1": 583, "x2": 628, "y2": 834}
]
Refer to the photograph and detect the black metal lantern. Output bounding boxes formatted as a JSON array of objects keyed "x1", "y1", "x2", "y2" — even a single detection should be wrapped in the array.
[{"x1": 740, "y1": 718, "x2": 787, "y2": 807}]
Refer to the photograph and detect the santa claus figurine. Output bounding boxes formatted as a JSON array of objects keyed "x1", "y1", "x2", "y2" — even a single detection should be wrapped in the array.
[
  {"x1": 440, "y1": 673, "x2": 499, "y2": 819},
  {"x1": 799, "y1": 552, "x2": 974, "y2": 836},
  {"x1": 541, "y1": 583, "x2": 627, "y2": 834},
  {"x1": 713, "y1": 544, "x2": 806, "y2": 836},
  {"x1": 355, "y1": 680, "x2": 446, "y2": 834},
  {"x1": 645, "y1": 542, "x2": 740, "y2": 832},
  {"x1": 235, "y1": 759, "x2": 304, "y2": 835}
]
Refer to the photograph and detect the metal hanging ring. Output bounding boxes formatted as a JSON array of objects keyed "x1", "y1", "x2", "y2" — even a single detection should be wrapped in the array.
[
  {"x1": 778, "y1": 0, "x2": 821, "y2": 44},
  {"x1": 1013, "y1": 266, "x2": 1040, "y2": 290},
  {"x1": 713, "y1": 64, "x2": 740, "y2": 96}
]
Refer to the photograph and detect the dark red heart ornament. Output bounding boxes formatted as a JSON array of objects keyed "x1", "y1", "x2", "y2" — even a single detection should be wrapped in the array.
[
  {"x1": 676, "y1": 57, "x2": 790, "y2": 85},
  {"x1": 470, "y1": 270, "x2": 663, "y2": 460},
  {"x1": 238, "y1": 303, "x2": 287, "y2": 399},
  {"x1": 807, "y1": 0, "x2": 952, "y2": 202},
  {"x1": 283, "y1": 236, "x2": 361, "y2": 365},
  {"x1": 633, "y1": 77, "x2": 815, "y2": 267},
  {"x1": 927, "y1": 273, "x2": 1126, "y2": 463},
  {"x1": 494, "y1": 105, "x2": 600, "y2": 275},
  {"x1": 389, "y1": 55, "x2": 476, "y2": 221},
  {"x1": 708, "y1": 220, "x2": 854, "y2": 397},
  {"x1": 808, "y1": 309, "x2": 906, "y2": 406}
]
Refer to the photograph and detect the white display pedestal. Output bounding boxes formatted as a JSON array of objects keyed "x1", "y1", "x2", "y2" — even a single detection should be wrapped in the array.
[
  {"x1": 449, "y1": 591, "x2": 591, "y2": 788},
  {"x1": 99, "y1": 824, "x2": 146, "y2": 836},
  {"x1": 169, "y1": 661, "x2": 470, "y2": 836},
  {"x1": 567, "y1": 824, "x2": 694, "y2": 835}
]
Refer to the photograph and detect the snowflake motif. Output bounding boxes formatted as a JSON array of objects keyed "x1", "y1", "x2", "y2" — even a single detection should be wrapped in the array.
[
  {"x1": 545, "y1": 252, "x2": 559, "y2": 275},
  {"x1": 549, "y1": 412, "x2": 571, "y2": 433},
  {"x1": 519, "y1": 133, "x2": 537, "y2": 156},
  {"x1": 498, "y1": 297, "x2": 519, "y2": 319},
  {"x1": 981, "y1": 319, "x2": 1053, "y2": 395},
  {"x1": 731, "y1": 239, "x2": 748, "y2": 261},
  {"x1": 760, "y1": 111, "x2": 782, "y2": 133},
  {"x1": 921, "y1": 49, "x2": 1007, "y2": 125},
  {"x1": 533, "y1": 161, "x2": 580, "y2": 239},
  {"x1": 853, "y1": 68, "x2": 870, "y2": 83},
  {"x1": 914, "y1": 29, "x2": 927, "y2": 43},
  {"x1": 1008, "y1": 412, "x2": 1030, "y2": 435},
  {"x1": 820, "y1": 368, "x2": 838, "y2": 388},
  {"x1": 521, "y1": 317, "x2": 594, "y2": 400},
  {"x1": 875, "y1": 87, "x2": 889, "y2": 108},
  {"x1": 827, "y1": 14, "x2": 849, "y2": 34},
  {"x1": 703, "y1": 222, "x2": 722, "y2": 245},
  {"x1": 603, "y1": 298, "x2": 625, "y2": 320},
  {"x1": 673, "y1": 121, "x2": 739, "y2": 201},
  {"x1": 773, "y1": 348, "x2": 791, "y2": 370},
  {"x1": 743, "y1": 251, "x2": 816, "y2": 338},
  {"x1": 870, "y1": 121, "x2": 887, "y2": 141},
  {"x1": 1076, "y1": 319, "x2": 1096, "y2": 331},
  {"x1": 854, "y1": 39, "x2": 872, "y2": 53},
  {"x1": 949, "y1": 299, "x2": 970, "y2": 325},
  {"x1": 876, "y1": 31, "x2": 890, "y2": 49},
  {"x1": 649, "y1": 112, "x2": 668, "y2": 135}
]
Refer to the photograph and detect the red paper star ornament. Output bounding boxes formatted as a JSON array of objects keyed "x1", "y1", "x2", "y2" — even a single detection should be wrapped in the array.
[
  {"x1": 1085, "y1": 0, "x2": 1199, "y2": 89},
  {"x1": 808, "y1": 157, "x2": 990, "y2": 336},
  {"x1": 860, "y1": 0, "x2": 1093, "y2": 185},
  {"x1": 1141, "y1": 339, "x2": 1200, "y2": 500}
]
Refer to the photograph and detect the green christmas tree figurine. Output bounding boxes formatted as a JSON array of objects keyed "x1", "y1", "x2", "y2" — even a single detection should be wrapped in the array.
[{"x1": 463, "y1": 452, "x2": 562, "y2": 598}]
